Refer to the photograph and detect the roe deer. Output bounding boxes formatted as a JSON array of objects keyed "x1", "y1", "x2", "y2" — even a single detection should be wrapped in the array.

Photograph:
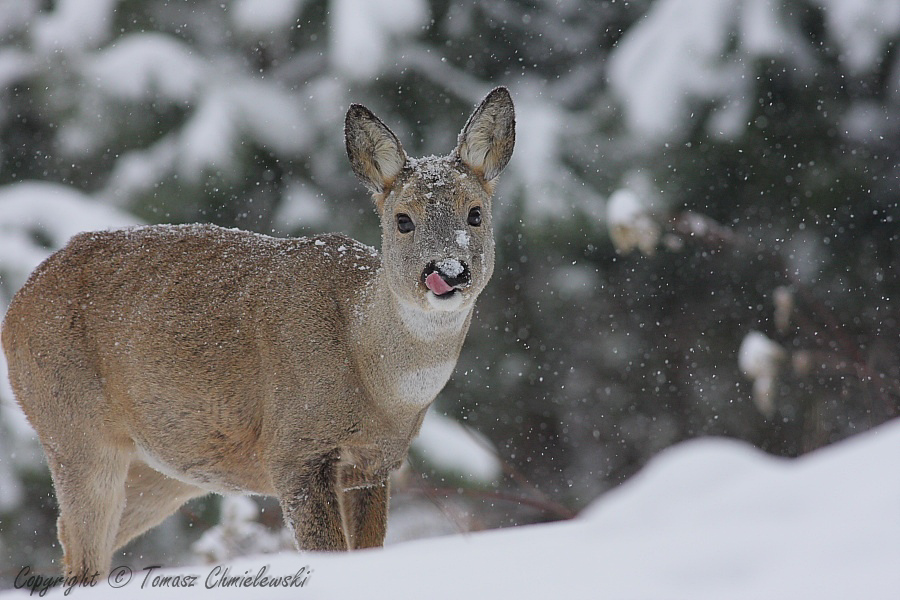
[{"x1": 1, "y1": 87, "x2": 515, "y2": 577}]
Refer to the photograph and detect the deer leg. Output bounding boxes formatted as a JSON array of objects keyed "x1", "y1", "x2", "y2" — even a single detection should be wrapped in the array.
[
  {"x1": 275, "y1": 452, "x2": 348, "y2": 551},
  {"x1": 46, "y1": 442, "x2": 130, "y2": 578},
  {"x1": 340, "y1": 479, "x2": 389, "y2": 550},
  {"x1": 114, "y1": 461, "x2": 206, "y2": 551}
]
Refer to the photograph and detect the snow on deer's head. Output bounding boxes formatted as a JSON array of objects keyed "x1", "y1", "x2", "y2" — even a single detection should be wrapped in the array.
[{"x1": 345, "y1": 87, "x2": 515, "y2": 313}]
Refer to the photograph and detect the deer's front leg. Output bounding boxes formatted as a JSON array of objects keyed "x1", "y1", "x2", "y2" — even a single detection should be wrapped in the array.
[
  {"x1": 275, "y1": 452, "x2": 348, "y2": 551},
  {"x1": 340, "y1": 479, "x2": 389, "y2": 550}
]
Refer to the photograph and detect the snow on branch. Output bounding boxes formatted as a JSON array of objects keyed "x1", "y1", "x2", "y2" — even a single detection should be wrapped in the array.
[
  {"x1": 606, "y1": 187, "x2": 660, "y2": 256},
  {"x1": 0, "y1": 181, "x2": 137, "y2": 285},
  {"x1": 329, "y1": 0, "x2": 429, "y2": 80},
  {"x1": 607, "y1": 0, "x2": 811, "y2": 142},
  {"x1": 412, "y1": 412, "x2": 502, "y2": 483},
  {"x1": 87, "y1": 33, "x2": 205, "y2": 103},
  {"x1": 738, "y1": 331, "x2": 786, "y2": 417}
]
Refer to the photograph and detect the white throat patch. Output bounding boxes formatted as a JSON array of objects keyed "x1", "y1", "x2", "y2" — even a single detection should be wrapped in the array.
[
  {"x1": 398, "y1": 298, "x2": 470, "y2": 340},
  {"x1": 396, "y1": 362, "x2": 457, "y2": 407}
]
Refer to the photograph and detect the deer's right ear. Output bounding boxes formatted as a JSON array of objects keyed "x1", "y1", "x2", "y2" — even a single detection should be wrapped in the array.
[{"x1": 345, "y1": 104, "x2": 407, "y2": 195}]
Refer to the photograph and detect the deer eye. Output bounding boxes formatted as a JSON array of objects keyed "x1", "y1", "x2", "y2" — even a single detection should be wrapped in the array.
[
  {"x1": 396, "y1": 213, "x2": 415, "y2": 234},
  {"x1": 467, "y1": 206, "x2": 482, "y2": 227}
]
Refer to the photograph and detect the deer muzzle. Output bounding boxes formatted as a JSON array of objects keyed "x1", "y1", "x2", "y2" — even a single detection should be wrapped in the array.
[{"x1": 422, "y1": 259, "x2": 471, "y2": 297}]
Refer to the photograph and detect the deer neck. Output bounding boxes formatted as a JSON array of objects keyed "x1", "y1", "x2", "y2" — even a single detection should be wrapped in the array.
[{"x1": 351, "y1": 269, "x2": 473, "y2": 417}]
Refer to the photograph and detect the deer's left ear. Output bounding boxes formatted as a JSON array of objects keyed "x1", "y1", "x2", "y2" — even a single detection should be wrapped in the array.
[{"x1": 455, "y1": 87, "x2": 516, "y2": 184}]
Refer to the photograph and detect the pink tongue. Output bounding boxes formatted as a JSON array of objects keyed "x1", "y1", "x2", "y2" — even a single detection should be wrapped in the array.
[{"x1": 425, "y1": 272, "x2": 454, "y2": 295}]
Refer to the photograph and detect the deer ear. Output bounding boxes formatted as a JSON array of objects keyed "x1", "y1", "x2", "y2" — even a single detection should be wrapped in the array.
[
  {"x1": 345, "y1": 104, "x2": 407, "y2": 194},
  {"x1": 455, "y1": 87, "x2": 516, "y2": 183}
]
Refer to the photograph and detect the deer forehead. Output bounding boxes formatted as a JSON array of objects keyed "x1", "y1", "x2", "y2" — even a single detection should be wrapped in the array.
[{"x1": 389, "y1": 157, "x2": 487, "y2": 216}]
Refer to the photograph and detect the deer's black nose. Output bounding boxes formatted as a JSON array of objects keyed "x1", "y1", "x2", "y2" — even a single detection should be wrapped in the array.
[{"x1": 422, "y1": 259, "x2": 471, "y2": 288}]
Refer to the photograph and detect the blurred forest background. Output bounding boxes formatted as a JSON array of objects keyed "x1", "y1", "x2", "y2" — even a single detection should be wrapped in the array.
[{"x1": 0, "y1": 0, "x2": 897, "y2": 584}]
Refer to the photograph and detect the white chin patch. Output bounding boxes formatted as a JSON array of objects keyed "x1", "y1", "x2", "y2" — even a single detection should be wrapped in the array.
[{"x1": 426, "y1": 290, "x2": 465, "y2": 311}]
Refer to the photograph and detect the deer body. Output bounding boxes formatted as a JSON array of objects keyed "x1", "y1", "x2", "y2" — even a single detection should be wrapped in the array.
[{"x1": 1, "y1": 88, "x2": 515, "y2": 577}]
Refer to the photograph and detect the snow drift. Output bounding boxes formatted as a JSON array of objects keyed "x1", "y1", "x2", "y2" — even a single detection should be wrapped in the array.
[{"x1": 4, "y1": 418, "x2": 897, "y2": 599}]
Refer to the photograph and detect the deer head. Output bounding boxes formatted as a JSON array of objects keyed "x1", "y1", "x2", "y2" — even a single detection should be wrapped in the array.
[{"x1": 345, "y1": 87, "x2": 516, "y2": 313}]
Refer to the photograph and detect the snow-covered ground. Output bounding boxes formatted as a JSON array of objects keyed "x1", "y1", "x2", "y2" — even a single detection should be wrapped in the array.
[{"x1": 4, "y1": 418, "x2": 897, "y2": 599}]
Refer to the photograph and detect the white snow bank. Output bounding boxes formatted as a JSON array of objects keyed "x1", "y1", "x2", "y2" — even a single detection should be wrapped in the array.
[{"x1": 6, "y1": 419, "x2": 897, "y2": 599}]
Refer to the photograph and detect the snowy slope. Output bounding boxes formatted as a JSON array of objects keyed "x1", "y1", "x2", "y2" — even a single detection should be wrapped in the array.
[{"x1": 5, "y1": 419, "x2": 898, "y2": 599}]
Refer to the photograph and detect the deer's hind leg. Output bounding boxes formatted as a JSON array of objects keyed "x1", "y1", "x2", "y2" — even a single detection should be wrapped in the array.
[
  {"x1": 17, "y1": 354, "x2": 133, "y2": 577},
  {"x1": 46, "y1": 441, "x2": 130, "y2": 578},
  {"x1": 114, "y1": 461, "x2": 206, "y2": 551}
]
